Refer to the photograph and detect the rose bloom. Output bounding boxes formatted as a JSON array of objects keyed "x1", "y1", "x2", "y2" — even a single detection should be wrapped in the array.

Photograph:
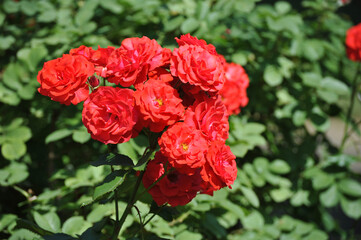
[
  {"x1": 219, "y1": 63, "x2": 249, "y2": 115},
  {"x1": 70, "y1": 45, "x2": 115, "y2": 78},
  {"x1": 37, "y1": 54, "x2": 94, "y2": 105},
  {"x1": 200, "y1": 141, "x2": 237, "y2": 195},
  {"x1": 185, "y1": 96, "x2": 229, "y2": 143},
  {"x1": 148, "y1": 67, "x2": 173, "y2": 83},
  {"x1": 142, "y1": 152, "x2": 202, "y2": 207},
  {"x1": 170, "y1": 35, "x2": 225, "y2": 93},
  {"x1": 176, "y1": 33, "x2": 217, "y2": 55},
  {"x1": 158, "y1": 122, "x2": 208, "y2": 174},
  {"x1": 82, "y1": 86, "x2": 139, "y2": 144},
  {"x1": 106, "y1": 36, "x2": 165, "y2": 87},
  {"x1": 346, "y1": 23, "x2": 361, "y2": 61},
  {"x1": 134, "y1": 79, "x2": 184, "y2": 132}
]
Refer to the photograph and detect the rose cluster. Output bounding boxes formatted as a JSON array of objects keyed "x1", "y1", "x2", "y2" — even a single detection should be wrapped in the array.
[{"x1": 37, "y1": 34, "x2": 249, "y2": 206}]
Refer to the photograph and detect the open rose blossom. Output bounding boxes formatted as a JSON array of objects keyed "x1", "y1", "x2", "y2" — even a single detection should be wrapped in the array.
[
  {"x1": 82, "y1": 86, "x2": 139, "y2": 144},
  {"x1": 70, "y1": 45, "x2": 115, "y2": 78},
  {"x1": 170, "y1": 36, "x2": 225, "y2": 93},
  {"x1": 185, "y1": 96, "x2": 229, "y2": 143},
  {"x1": 200, "y1": 141, "x2": 237, "y2": 195},
  {"x1": 142, "y1": 152, "x2": 202, "y2": 206},
  {"x1": 219, "y1": 62, "x2": 249, "y2": 115},
  {"x1": 134, "y1": 79, "x2": 184, "y2": 132},
  {"x1": 346, "y1": 23, "x2": 361, "y2": 61},
  {"x1": 106, "y1": 36, "x2": 165, "y2": 87},
  {"x1": 158, "y1": 122, "x2": 208, "y2": 174},
  {"x1": 37, "y1": 54, "x2": 94, "y2": 105}
]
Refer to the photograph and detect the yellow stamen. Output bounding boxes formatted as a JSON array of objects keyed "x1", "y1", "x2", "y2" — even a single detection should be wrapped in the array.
[
  {"x1": 155, "y1": 98, "x2": 163, "y2": 106},
  {"x1": 181, "y1": 143, "x2": 189, "y2": 151}
]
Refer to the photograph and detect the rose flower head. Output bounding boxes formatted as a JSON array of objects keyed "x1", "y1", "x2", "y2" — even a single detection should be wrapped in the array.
[
  {"x1": 346, "y1": 23, "x2": 361, "y2": 61},
  {"x1": 170, "y1": 34, "x2": 226, "y2": 93},
  {"x1": 219, "y1": 62, "x2": 249, "y2": 115},
  {"x1": 106, "y1": 36, "x2": 165, "y2": 87},
  {"x1": 185, "y1": 96, "x2": 229, "y2": 143},
  {"x1": 142, "y1": 152, "x2": 202, "y2": 207},
  {"x1": 158, "y1": 122, "x2": 208, "y2": 175},
  {"x1": 200, "y1": 141, "x2": 237, "y2": 195},
  {"x1": 37, "y1": 54, "x2": 94, "y2": 105},
  {"x1": 82, "y1": 86, "x2": 139, "y2": 144},
  {"x1": 134, "y1": 79, "x2": 184, "y2": 132}
]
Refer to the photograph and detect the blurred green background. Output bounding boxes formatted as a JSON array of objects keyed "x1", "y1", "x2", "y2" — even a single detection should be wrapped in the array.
[{"x1": 1, "y1": 0, "x2": 361, "y2": 239}]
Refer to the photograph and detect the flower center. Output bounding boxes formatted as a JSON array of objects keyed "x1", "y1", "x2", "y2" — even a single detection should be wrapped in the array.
[
  {"x1": 167, "y1": 173, "x2": 178, "y2": 183},
  {"x1": 155, "y1": 98, "x2": 163, "y2": 106},
  {"x1": 181, "y1": 143, "x2": 189, "y2": 151}
]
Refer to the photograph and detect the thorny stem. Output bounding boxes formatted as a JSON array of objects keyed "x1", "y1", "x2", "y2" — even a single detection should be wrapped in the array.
[
  {"x1": 133, "y1": 205, "x2": 145, "y2": 240},
  {"x1": 340, "y1": 63, "x2": 361, "y2": 152}
]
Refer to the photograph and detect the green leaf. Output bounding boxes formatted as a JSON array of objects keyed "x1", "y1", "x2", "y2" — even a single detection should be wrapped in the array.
[
  {"x1": 232, "y1": 53, "x2": 247, "y2": 65},
  {"x1": 93, "y1": 170, "x2": 127, "y2": 200},
  {"x1": 181, "y1": 18, "x2": 200, "y2": 33},
  {"x1": 320, "y1": 77, "x2": 349, "y2": 95},
  {"x1": 0, "y1": 163, "x2": 29, "y2": 186},
  {"x1": 293, "y1": 221, "x2": 313, "y2": 235},
  {"x1": 242, "y1": 211, "x2": 264, "y2": 230},
  {"x1": 91, "y1": 153, "x2": 134, "y2": 167},
  {"x1": 164, "y1": 16, "x2": 185, "y2": 32},
  {"x1": 3, "y1": 0, "x2": 19, "y2": 13},
  {"x1": 300, "y1": 72, "x2": 322, "y2": 88},
  {"x1": 312, "y1": 172, "x2": 333, "y2": 190},
  {"x1": 17, "y1": 46, "x2": 48, "y2": 72},
  {"x1": 275, "y1": 1, "x2": 291, "y2": 15},
  {"x1": 269, "y1": 159, "x2": 290, "y2": 174},
  {"x1": 18, "y1": 84, "x2": 37, "y2": 100},
  {"x1": 175, "y1": 230, "x2": 202, "y2": 240},
  {"x1": 0, "y1": 36, "x2": 15, "y2": 50},
  {"x1": 4, "y1": 126, "x2": 32, "y2": 142},
  {"x1": 20, "y1": 1, "x2": 37, "y2": 16},
  {"x1": 340, "y1": 197, "x2": 361, "y2": 219},
  {"x1": 292, "y1": 110, "x2": 307, "y2": 127},
  {"x1": 33, "y1": 211, "x2": 61, "y2": 233},
  {"x1": 270, "y1": 188, "x2": 293, "y2": 202},
  {"x1": 264, "y1": 65, "x2": 283, "y2": 86},
  {"x1": 303, "y1": 39, "x2": 324, "y2": 61},
  {"x1": 75, "y1": 0, "x2": 98, "y2": 26},
  {"x1": 337, "y1": 179, "x2": 361, "y2": 197},
  {"x1": 320, "y1": 185, "x2": 339, "y2": 208},
  {"x1": 45, "y1": 129, "x2": 72, "y2": 144},
  {"x1": 290, "y1": 190, "x2": 310, "y2": 207},
  {"x1": 3, "y1": 63, "x2": 22, "y2": 90},
  {"x1": 99, "y1": 0, "x2": 123, "y2": 14},
  {"x1": 62, "y1": 216, "x2": 91, "y2": 236},
  {"x1": 0, "y1": 214, "x2": 17, "y2": 232},
  {"x1": 72, "y1": 130, "x2": 91, "y2": 144},
  {"x1": 303, "y1": 230, "x2": 328, "y2": 240},
  {"x1": 1, "y1": 141, "x2": 27, "y2": 160},
  {"x1": 202, "y1": 213, "x2": 227, "y2": 239},
  {"x1": 240, "y1": 186, "x2": 260, "y2": 207},
  {"x1": 15, "y1": 218, "x2": 53, "y2": 236}
]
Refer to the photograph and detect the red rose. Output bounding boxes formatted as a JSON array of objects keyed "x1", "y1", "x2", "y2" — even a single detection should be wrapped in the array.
[
  {"x1": 184, "y1": 96, "x2": 229, "y2": 143},
  {"x1": 142, "y1": 152, "x2": 202, "y2": 206},
  {"x1": 175, "y1": 33, "x2": 217, "y2": 55},
  {"x1": 134, "y1": 79, "x2": 184, "y2": 132},
  {"x1": 170, "y1": 44, "x2": 225, "y2": 93},
  {"x1": 82, "y1": 86, "x2": 139, "y2": 144},
  {"x1": 346, "y1": 23, "x2": 361, "y2": 61},
  {"x1": 69, "y1": 45, "x2": 95, "y2": 60},
  {"x1": 219, "y1": 63, "x2": 249, "y2": 115},
  {"x1": 200, "y1": 141, "x2": 237, "y2": 195},
  {"x1": 37, "y1": 54, "x2": 94, "y2": 105},
  {"x1": 158, "y1": 122, "x2": 208, "y2": 174},
  {"x1": 106, "y1": 36, "x2": 164, "y2": 87},
  {"x1": 70, "y1": 45, "x2": 115, "y2": 78},
  {"x1": 148, "y1": 67, "x2": 173, "y2": 83}
]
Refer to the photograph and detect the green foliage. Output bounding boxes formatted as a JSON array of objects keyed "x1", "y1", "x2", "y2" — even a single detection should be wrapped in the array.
[{"x1": 0, "y1": 0, "x2": 360, "y2": 239}]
